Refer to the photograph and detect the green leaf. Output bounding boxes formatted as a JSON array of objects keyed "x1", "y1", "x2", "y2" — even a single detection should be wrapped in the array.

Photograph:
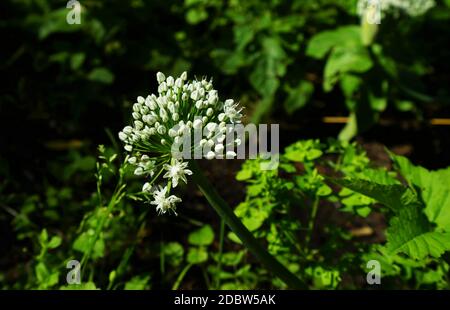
[
  {"x1": 324, "y1": 45, "x2": 372, "y2": 92},
  {"x1": 188, "y1": 225, "x2": 214, "y2": 246},
  {"x1": 162, "y1": 242, "x2": 184, "y2": 267},
  {"x1": 73, "y1": 231, "x2": 105, "y2": 259},
  {"x1": 35, "y1": 262, "x2": 49, "y2": 283},
  {"x1": 87, "y1": 68, "x2": 114, "y2": 84},
  {"x1": 306, "y1": 26, "x2": 361, "y2": 59},
  {"x1": 234, "y1": 202, "x2": 268, "y2": 231},
  {"x1": 39, "y1": 229, "x2": 48, "y2": 245},
  {"x1": 71, "y1": 53, "x2": 85, "y2": 70},
  {"x1": 284, "y1": 80, "x2": 314, "y2": 114},
  {"x1": 392, "y1": 154, "x2": 450, "y2": 230},
  {"x1": 124, "y1": 275, "x2": 151, "y2": 290},
  {"x1": 334, "y1": 177, "x2": 450, "y2": 259},
  {"x1": 236, "y1": 169, "x2": 252, "y2": 181},
  {"x1": 186, "y1": 8, "x2": 208, "y2": 24},
  {"x1": 187, "y1": 247, "x2": 208, "y2": 264},
  {"x1": 48, "y1": 236, "x2": 62, "y2": 249},
  {"x1": 249, "y1": 36, "x2": 286, "y2": 98}
]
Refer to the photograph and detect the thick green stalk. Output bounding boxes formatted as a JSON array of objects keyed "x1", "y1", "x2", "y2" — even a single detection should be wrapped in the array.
[{"x1": 190, "y1": 160, "x2": 306, "y2": 289}]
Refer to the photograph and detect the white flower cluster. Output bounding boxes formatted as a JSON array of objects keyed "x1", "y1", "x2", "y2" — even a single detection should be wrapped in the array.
[
  {"x1": 358, "y1": 0, "x2": 435, "y2": 18},
  {"x1": 118, "y1": 71, "x2": 243, "y2": 214}
]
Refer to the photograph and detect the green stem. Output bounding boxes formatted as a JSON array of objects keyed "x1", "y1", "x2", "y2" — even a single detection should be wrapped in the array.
[
  {"x1": 215, "y1": 219, "x2": 225, "y2": 289},
  {"x1": 306, "y1": 196, "x2": 319, "y2": 247},
  {"x1": 190, "y1": 160, "x2": 305, "y2": 289},
  {"x1": 172, "y1": 264, "x2": 193, "y2": 290}
]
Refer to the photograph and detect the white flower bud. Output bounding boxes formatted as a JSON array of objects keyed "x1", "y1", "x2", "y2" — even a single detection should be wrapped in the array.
[
  {"x1": 202, "y1": 116, "x2": 208, "y2": 123},
  {"x1": 206, "y1": 108, "x2": 214, "y2": 116},
  {"x1": 175, "y1": 78, "x2": 183, "y2": 88},
  {"x1": 141, "y1": 155, "x2": 150, "y2": 161},
  {"x1": 205, "y1": 82, "x2": 213, "y2": 91},
  {"x1": 167, "y1": 101, "x2": 175, "y2": 113},
  {"x1": 133, "y1": 103, "x2": 140, "y2": 112},
  {"x1": 195, "y1": 100, "x2": 203, "y2": 109},
  {"x1": 181, "y1": 71, "x2": 187, "y2": 81},
  {"x1": 168, "y1": 128, "x2": 177, "y2": 137},
  {"x1": 145, "y1": 96, "x2": 155, "y2": 109},
  {"x1": 161, "y1": 139, "x2": 167, "y2": 145},
  {"x1": 140, "y1": 106, "x2": 149, "y2": 115},
  {"x1": 191, "y1": 90, "x2": 199, "y2": 101},
  {"x1": 134, "y1": 167, "x2": 144, "y2": 175},
  {"x1": 142, "y1": 182, "x2": 152, "y2": 192},
  {"x1": 123, "y1": 126, "x2": 133, "y2": 134},
  {"x1": 166, "y1": 76, "x2": 174, "y2": 87},
  {"x1": 157, "y1": 125, "x2": 166, "y2": 135},
  {"x1": 177, "y1": 125, "x2": 186, "y2": 136},
  {"x1": 226, "y1": 151, "x2": 237, "y2": 159},
  {"x1": 193, "y1": 119, "x2": 203, "y2": 130},
  {"x1": 156, "y1": 72, "x2": 165, "y2": 84},
  {"x1": 128, "y1": 157, "x2": 137, "y2": 164},
  {"x1": 199, "y1": 88, "x2": 205, "y2": 98},
  {"x1": 158, "y1": 82, "x2": 168, "y2": 93},
  {"x1": 224, "y1": 99, "x2": 234, "y2": 106},
  {"x1": 149, "y1": 115, "x2": 157, "y2": 125},
  {"x1": 235, "y1": 138, "x2": 242, "y2": 146},
  {"x1": 124, "y1": 145, "x2": 133, "y2": 152},
  {"x1": 134, "y1": 120, "x2": 143, "y2": 130},
  {"x1": 217, "y1": 135, "x2": 226, "y2": 143},
  {"x1": 214, "y1": 144, "x2": 224, "y2": 153},
  {"x1": 182, "y1": 93, "x2": 188, "y2": 102},
  {"x1": 118, "y1": 132, "x2": 128, "y2": 141},
  {"x1": 159, "y1": 107, "x2": 168, "y2": 120},
  {"x1": 149, "y1": 128, "x2": 157, "y2": 135},
  {"x1": 206, "y1": 151, "x2": 215, "y2": 160},
  {"x1": 206, "y1": 122, "x2": 217, "y2": 132},
  {"x1": 132, "y1": 112, "x2": 141, "y2": 120},
  {"x1": 172, "y1": 113, "x2": 179, "y2": 121},
  {"x1": 207, "y1": 139, "x2": 214, "y2": 147},
  {"x1": 200, "y1": 139, "x2": 207, "y2": 147},
  {"x1": 137, "y1": 96, "x2": 145, "y2": 104},
  {"x1": 218, "y1": 113, "x2": 225, "y2": 122}
]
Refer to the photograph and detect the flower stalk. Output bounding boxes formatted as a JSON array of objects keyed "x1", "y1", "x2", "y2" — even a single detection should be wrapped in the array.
[{"x1": 190, "y1": 160, "x2": 306, "y2": 289}]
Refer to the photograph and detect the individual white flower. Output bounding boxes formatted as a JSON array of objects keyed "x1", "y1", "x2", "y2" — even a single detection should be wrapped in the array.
[
  {"x1": 150, "y1": 186, "x2": 181, "y2": 214},
  {"x1": 163, "y1": 160, "x2": 192, "y2": 187}
]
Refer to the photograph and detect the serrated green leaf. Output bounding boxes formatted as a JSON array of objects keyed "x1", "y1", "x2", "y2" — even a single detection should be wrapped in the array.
[
  {"x1": 392, "y1": 154, "x2": 450, "y2": 230},
  {"x1": 334, "y1": 177, "x2": 450, "y2": 259}
]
